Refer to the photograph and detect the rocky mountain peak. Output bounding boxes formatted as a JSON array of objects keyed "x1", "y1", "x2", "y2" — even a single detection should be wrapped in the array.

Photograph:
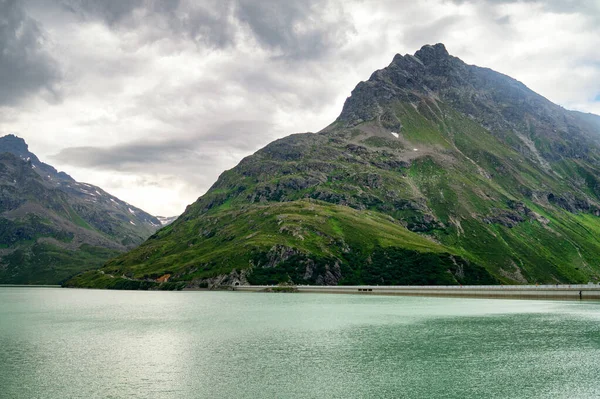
[
  {"x1": 413, "y1": 43, "x2": 450, "y2": 64},
  {"x1": 0, "y1": 134, "x2": 30, "y2": 156},
  {"x1": 0, "y1": 134, "x2": 75, "y2": 182},
  {"x1": 333, "y1": 41, "x2": 580, "y2": 159},
  {"x1": 333, "y1": 43, "x2": 466, "y2": 128}
]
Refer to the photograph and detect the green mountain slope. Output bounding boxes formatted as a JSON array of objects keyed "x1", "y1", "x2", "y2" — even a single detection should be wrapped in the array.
[
  {"x1": 0, "y1": 136, "x2": 166, "y2": 284},
  {"x1": 68, "y1": 43, "x2": 600, "y2": 289}
]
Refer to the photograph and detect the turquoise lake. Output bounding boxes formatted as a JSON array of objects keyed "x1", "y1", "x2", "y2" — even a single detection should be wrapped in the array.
[{"x1": 1, "y1": 287, "x2": 599, "y2": 398}]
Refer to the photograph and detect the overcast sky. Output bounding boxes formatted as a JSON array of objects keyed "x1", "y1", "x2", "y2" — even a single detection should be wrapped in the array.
[{"x1": 1, "y1": 0, "x2": 599, "y2": 216}]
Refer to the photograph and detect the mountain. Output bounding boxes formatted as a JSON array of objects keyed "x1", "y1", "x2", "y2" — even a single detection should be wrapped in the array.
[
  {"x1": 0, "y1": 135, "x2": 163, "y2": 284},
  {"x1": 68, "y1": 44, "x2": 600, "y2": 290}
]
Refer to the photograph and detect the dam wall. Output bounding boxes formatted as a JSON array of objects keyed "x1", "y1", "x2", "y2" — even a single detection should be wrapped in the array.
[{"x1": 234, "y1": 284, "x2": 600, "y2": 300}]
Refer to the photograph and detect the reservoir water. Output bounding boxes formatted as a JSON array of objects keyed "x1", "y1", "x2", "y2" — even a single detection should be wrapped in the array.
[{"x1": 1, "y1": 287, "x2": 599, "y2": 398}]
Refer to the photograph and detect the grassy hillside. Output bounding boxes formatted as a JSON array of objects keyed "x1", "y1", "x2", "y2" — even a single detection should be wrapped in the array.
[{"x1": 66, "y1": 200, "x2": 497, "y2": 289}]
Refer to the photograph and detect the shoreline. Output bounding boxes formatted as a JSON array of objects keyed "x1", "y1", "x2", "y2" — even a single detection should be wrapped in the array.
[
  {"x1": 0, "y1": 284, "x2": 61, "y2": 288},
  {"x1": 234, "y1": 284, "x2": 600, "y2": 301}
]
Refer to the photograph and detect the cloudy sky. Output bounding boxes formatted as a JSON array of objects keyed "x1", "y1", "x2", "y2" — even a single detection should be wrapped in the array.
[{"x1": 1, "y1": 0, "x2": 599, "y2": 216}]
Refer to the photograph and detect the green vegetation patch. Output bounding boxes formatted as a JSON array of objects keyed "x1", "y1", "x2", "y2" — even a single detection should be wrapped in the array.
[
  {"x1": 0, "y1": 242, "x2": 121, "y2": 285},
  {"x1": 64, "y1": 271, "x2": 185, "y2": 290},
  {"x1": 72, "y1": 200, "x2": 456, "y2": 287}
]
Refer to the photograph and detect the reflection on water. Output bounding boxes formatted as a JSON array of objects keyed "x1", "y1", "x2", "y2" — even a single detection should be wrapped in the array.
[{"x1": 1, "y1": 288, "x2": 599, "y2": 398}]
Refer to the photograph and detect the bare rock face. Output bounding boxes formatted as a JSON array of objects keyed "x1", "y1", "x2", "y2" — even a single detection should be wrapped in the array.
[
  {"x1": 314, "y1": 261, "x2": 342, "y2": 285},
  {"x1": 203, "y1": 269, "x2": 250, "y2": 289}
]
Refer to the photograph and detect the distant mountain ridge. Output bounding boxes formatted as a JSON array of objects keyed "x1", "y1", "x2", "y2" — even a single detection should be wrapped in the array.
[
  {"x1": 68, "y1": 44, "x2": 600, "y2": 290},
  {"x1": 0, "y1": 134, "x2": 75, "y2": 182},
  {"x1": 0, "y1": 135, "x2": 168, "y2": 284},
  {"x1": 156, "y1": 216, "x2": 178, "y2": 226}
]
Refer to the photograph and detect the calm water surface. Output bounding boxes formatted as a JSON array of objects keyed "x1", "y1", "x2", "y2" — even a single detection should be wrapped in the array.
[{"x1": 1, "y1": 287, "x2": 599, "y2": 398}]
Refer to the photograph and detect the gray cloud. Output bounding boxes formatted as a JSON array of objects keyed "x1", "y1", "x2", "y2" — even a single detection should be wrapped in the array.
[
  {"x1": 51, "y1": 120, "x2": 274, "y2": 174},
  {"x1": 58, "y1": 0, "x2": 145, "y2": 24},
  {"x1": 47, "y1": 118, "x2": 280, "y2": 217},
  {"x1": 451, "y1": 0, "x2": 600, "y2": 17},
  {"x1": 56, "y1": 0, "x2": 352, "y2": 60},
  {"x1": 51, "y1": 139, "x2": 195, "y2": 169},
  {"x1": 56, "y1": 0, "x2": 237, "y2": 48},
  {"x1": 235, "y1": 0, "x2": 353, "y2": 60},
  {"x1": 401, "y1": 15, "x2": 465, "y2": 50},
  {"x1": 0, "y1": 0, "x2": 61, "y2": 105}
]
